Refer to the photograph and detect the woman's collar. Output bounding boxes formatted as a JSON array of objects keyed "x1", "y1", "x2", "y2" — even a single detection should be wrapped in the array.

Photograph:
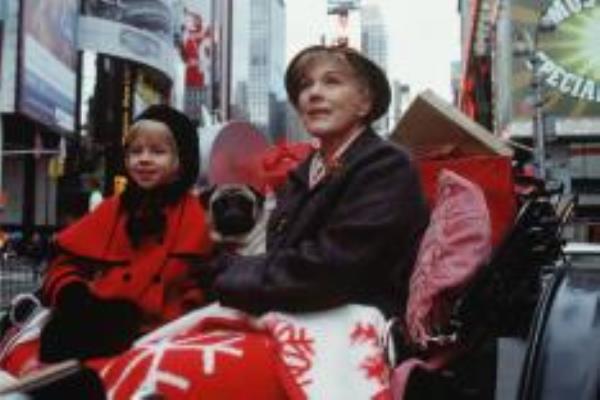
[
  {"x1": 317, "y1": 124, "x2": 366, "y2": 164},
  {"x1": 290, "y1": 127, "x2": 378, "y2": 189}
]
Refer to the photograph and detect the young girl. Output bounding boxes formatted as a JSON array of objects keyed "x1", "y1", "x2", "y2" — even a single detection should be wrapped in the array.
[{"x1": 38, "y1": 105, "x2": 214, "y2": 363}]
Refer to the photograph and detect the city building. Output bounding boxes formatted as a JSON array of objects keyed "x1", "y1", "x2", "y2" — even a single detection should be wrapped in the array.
[
  {"x1": 326, "y1": 0, "x2": 361, "y2": 47},
  {"x1": 450, "y1": 61, "x2": 462, "y2": 105},
  {"x1": 74, "y1": 0, "x2": 183, "y2": 225},
  {"x1": 0, "y1": 0, "x2": 292, "y2": 234},
  {"x1": 230, "y1": 0, "x2": 287, "y2": 143},
  {"x1": 361, "y1": 2, "x2": 389, "y2": 134},
  {"x1": 459, "y1": 0, "x2": 600, "y2": 241},
  {"x1": 391, "y1": 81, "x2": 411, "y2": 126},
  {"x1": 0, "y1": 0, "x2": 226, "y2": 233},
  {"x1": 285, "y1": 102, "x2": 309, "y2": 142},
  {"x1": 458, "y1": 0, "x2": 493, "y2": 130},
  {"x1": 0, "y1": 0, "x2": 78, "y2": 235}
]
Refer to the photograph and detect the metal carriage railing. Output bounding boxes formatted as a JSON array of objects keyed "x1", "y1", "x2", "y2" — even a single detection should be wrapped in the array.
[{"x1": 0, "y1": 249, "x2": 43, "y2": 311}]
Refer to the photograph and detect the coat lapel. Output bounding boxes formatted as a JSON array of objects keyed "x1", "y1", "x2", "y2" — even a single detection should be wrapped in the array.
[
  {"x1": 56, "y1": 194, "x2": 212, "y2": 262},
  {"x1": 267, "y1": 129, "x2": 380, "y2": 249},
  {"x1": 56, "y1": 197, "x2": 130, "y2": 262}
]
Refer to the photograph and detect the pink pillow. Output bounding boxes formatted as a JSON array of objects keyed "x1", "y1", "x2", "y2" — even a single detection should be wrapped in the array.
[{"x1": 405, "y1": 169, "x2": 492, "y2": 348}]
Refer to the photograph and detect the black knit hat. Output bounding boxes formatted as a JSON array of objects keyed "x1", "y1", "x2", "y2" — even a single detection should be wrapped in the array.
[
  {"x1": 285, "y1": 45, "x2": 391, "y2": 122},
  {"x1": 133, "y1": 104, "x2": 199, "y2": 190}
]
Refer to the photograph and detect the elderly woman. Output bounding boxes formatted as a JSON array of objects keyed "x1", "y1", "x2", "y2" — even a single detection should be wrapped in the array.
[{"x1": 207, "y1": 45, "x2": 429, "y2": 318}]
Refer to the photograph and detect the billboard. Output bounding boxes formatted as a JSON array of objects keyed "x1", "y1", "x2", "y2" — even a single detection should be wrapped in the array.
[
  {"x1": 0, "y1": 5, "x2": 4, "y2": 92},
  {"x1": 325, "y1": 0, "x2": 361, "y2": 48},
  {"x1": 18, "y1": 0, "x2": 78, "y2": 133},
  {"x1": 510, "y1": 0, "x2": 600, "y2": 125},
  {"x1": 175, "y1": 0, "x2": 215, "y2": 122},
  {"x1": 327, "y1": 0, "x2": 360, "y2": 15},
  {"x1": 133, "y1": 70, "x2": 164, "y2": 117},
  {"x1": 0, "y1": 1, "x2": 5, "y2": 89},
  {"x1": 79, "y1": 0, "x2": 176, "y2": 80}
]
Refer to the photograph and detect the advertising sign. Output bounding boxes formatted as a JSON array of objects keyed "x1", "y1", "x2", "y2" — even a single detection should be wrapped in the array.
[
  {"x1": 79, "y1": 0, "x2": 176, "y2": 80},
  {"x1": 133, "y1": 70, "x2": 163, "y2": 117},
  {"x1": 327, "y1": 0, "x2": 361, "y2": 15},
  {"x1": 326, "y1": 0, "x2": 361, "y2": 48},
  {"x1": 0, "y1": 21, "x2": 3, "y2": 92},
  {"x1": 511, "y1": 0, "x2": 600, "y2": 121},
  {"x1": 18, "y1": 0, "x2": 78, "y2": 133},
  {"x1": 175, "y1": 0, "x2": 215, "y2": 122},
  {"x1": 0, "y1": 1, "x2": 5, "y2": 90}
]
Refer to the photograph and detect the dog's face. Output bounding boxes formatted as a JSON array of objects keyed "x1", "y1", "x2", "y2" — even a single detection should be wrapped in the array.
[{"x1": 202, "y1": 184, "x2": 264, "y2": 239}]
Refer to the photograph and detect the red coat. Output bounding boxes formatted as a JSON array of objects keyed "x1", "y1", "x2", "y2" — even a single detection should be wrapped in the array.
[{"x1": 42, "y1": 193, "x2": 214, "y2": 331}]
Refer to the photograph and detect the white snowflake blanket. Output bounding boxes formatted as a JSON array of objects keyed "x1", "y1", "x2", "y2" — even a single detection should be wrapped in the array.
[{"x1": 0, "y1": 303, "x2": 392, "y2": 399}]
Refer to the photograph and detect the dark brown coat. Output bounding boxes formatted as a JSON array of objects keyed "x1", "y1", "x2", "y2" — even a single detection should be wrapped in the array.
[{"x1": 213, "y1": 129, "x2": 429, "y2": 317}]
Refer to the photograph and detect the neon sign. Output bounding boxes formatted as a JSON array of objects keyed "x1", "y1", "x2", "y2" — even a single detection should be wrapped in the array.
[{"x1": 535, "y1": 3, "x2": 600, "y2": 103}]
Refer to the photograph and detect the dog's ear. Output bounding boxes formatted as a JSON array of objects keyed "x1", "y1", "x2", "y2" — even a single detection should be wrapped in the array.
[
  {"x1": 248, "y1": 186, "x2": 265, "y2": 209},
  {"x1": 198, "y1": 185, "x2": 216, "y2": 208}
]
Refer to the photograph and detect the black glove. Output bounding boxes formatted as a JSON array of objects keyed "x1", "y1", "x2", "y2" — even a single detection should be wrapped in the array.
[
  {"x1": 29, "y1": 365, "x2": 106, "y2": 400},
  {"x1": 40, "y1": 283, "x2": 142, "y2": 362},
  {"x1": 189, "y1": 253, "x2": 230, "y2": 304},
  {"x1": 405, "y1": 367, "x2": 464, "y2": 400}
]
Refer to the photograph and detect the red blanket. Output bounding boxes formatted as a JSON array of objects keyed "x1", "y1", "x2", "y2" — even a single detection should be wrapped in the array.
[{"x1": 1, "y1": 304, "x2": 391, "y2": 399}]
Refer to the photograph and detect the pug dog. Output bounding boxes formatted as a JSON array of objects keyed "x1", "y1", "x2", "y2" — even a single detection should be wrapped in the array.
[{"x1": 201, "y1": 183, "x2": 271, "y2": 255}]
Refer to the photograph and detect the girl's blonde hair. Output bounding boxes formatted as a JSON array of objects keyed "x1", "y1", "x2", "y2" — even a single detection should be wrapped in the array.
[{"x1": 123, "y1": 120, "x2": 178, "y2": 154}]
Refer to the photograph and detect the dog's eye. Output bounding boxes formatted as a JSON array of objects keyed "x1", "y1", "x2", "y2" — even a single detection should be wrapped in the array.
[{"x1": 212, "y1": 199, "x2": 229, "y2": 214}]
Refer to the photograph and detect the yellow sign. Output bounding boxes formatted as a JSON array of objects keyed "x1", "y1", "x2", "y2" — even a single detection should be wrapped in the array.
[
  {"x1": 511, "y1": 1, "x2": 600, "y2": 118},
  {"x1": 114, "y1": 175, "x2": 128, "y2": 195},
  {"x1": 48, "y1": 157, "x2": 64, "y2": 179}
]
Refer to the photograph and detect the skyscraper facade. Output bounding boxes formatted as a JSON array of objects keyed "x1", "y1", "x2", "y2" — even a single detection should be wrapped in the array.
[
  {"x1": 231, "y1": 0, "x2": 286, "y2": 143},
  {"x1": 361, "y1": 3, "x2": 389, "y2": 134}
]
